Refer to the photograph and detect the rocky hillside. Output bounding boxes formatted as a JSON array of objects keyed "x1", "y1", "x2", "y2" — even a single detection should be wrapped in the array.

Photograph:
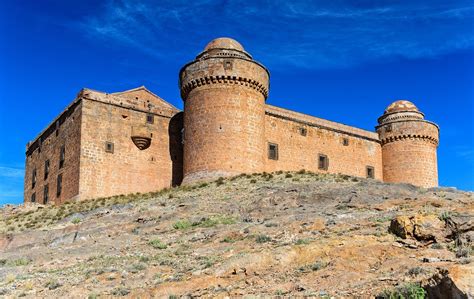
[{"x1": 0, "y1": 172, "x2": 473, "y2": 298}]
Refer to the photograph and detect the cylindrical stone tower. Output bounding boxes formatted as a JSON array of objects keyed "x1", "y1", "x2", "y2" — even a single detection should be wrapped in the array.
[
  {"x1": 179, "y1": 37, "x2": 270, "y2": 183},
  {"x1": 376, "y1": 100, "x2": 439, "y2": 187}
]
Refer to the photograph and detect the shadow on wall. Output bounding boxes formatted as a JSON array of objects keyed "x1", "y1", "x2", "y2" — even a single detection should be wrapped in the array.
[{"x1": 169, "y1": 112, "x2": 184, "y2": 186}]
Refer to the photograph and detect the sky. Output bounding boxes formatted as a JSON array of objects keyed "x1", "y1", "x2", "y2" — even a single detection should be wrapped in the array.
[{"x1": 0, "y1": 0, "x2": 473, "y2": 205}]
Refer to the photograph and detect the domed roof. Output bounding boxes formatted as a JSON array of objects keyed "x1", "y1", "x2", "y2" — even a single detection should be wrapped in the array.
[
  {"x1": 204, "y1": 37, "x2": 245, "y2": 52},
  {"x1": 384, "y1": 100, "x2": 419, "y2": 114}
]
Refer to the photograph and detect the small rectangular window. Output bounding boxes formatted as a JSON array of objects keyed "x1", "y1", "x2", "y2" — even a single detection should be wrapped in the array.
[
  {"x1": 146, "y1": 113, "x2": 154, "y2": 124},
  {"x1": 56, "y1": 174, "x2": 62, "y2": 197},
  {"x1": 44, "y1": 185, "x2": 49, "y2": 204},
  {"x1": 366, "y1": 166, "x2": 374, "y2": 179},
  {"x1": 105, "y1": 142, "x2": 114, "y2": 153},
  {"x1": 44, "y1": 159, "x2": 50, "y2": 180},
  {"x1": 385, "y1": 124, "x2": 392, "y2": 132},
  {"x1": 59, "y1": 145, "x2": 65, "y2": 169},
  {"x1": 32, "y1": 168, "x2": 37, "y2": 188},
  {"x1": 318, "y1": 154, "x2": 329, "y2": 170},
  {"x1": 298, "y1": 127, "x2": 307, "y2": 136},
  {"x1": 31, "y1": 192, "x2": 36, "y2": 203},
  {"x1": 342, "y1": 138, "x2": 349, "y2": 146},
  {"x1": 268, "y1": 143, "x2": 279, "y2": 160}
]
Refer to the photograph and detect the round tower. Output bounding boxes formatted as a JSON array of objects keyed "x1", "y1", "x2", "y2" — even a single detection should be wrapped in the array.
[
  {"x1": 376, "y1": 100, "x2": 439, "y2": 187},
  {"x1": 179, "y1": 37, "x2": 270, "y2": 183}
]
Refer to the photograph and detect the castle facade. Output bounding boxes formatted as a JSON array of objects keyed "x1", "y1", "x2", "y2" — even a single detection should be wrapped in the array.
[{"x1": 24, "y1": 38, "x2": 440, "y2": 205}]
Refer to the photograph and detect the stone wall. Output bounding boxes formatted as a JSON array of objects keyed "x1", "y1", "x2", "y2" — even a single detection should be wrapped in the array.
[
  {"x1": 377, "y1": 119, "x2": 439, "y2": 187},
  {"x1": 78, "y1": 89, "x2": 182, "y2": 200},
  {"x1": 180, "y1": 51, "x2": 269, "y2": 183},
  {"x1": 264, "y1": 105, "x2": 383, "y2": 179},
  {"x1": 24, "y1": 100, "x2": 82, "y2": 205}
]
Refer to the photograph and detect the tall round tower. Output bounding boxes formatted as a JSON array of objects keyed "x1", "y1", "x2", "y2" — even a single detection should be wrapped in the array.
[
  {"x1": 377, "y1": 100, "x2": 439, "y2": 187},
  {"x1": 179, "y1": 37, "x2": 270, "y2": 183}
]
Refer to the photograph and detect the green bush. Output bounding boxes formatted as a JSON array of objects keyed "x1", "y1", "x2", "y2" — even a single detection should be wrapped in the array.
[
  {"x1": 377, "y1": 283, "x2": 426, "y2": 299},
  {"x1": 256, "y1": 235, "x2": 271, "y2": 243},
  {"x1": 148, "y1": 239, "x2": 167, "y2": 249}
]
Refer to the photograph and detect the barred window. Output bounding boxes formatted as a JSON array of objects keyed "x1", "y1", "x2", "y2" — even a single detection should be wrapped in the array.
[
  {"x1": 105, "y1": 142, "x2": 114, "y2": 153},
  {"x1": 59, "y1": 145, "x2": 65, "y2": 169},
  {"x1": 146, "y1": 113, "x2": 154, "y2": 124},
  {"x1": 366, "y1": 166, "x2": 375, "y2": 179},
  {"x1": 44, "y1": 159, "x2": 50, "y2": 180},
  {"x1": 268, "y1": 143, "x2": 279, "y2": 160},
  {"x1": 56, "y1": 174, "x2": 62, "y2": 197},
  {"x1": 31, "y1": 192, "x2": 36, "y2": 203},
  {"x1": 342, "y1": 138, "x2": 349, "y2": 146},
  {"x1": 32, "y1": 168, "x2": 37, "y2": 188},
  {"x1": 318, "y1": 154, "x2": 329, "y2": 170},
  {"x1": 44, "y1": 185, "x2": 49, "y2": 204}
]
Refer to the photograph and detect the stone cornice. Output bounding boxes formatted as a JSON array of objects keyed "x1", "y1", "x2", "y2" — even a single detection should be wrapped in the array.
[
  {"x1": 180, "y1": 75, "x2": 269, "y2": 100},
  {"x1": 380, "y1": 134, "x2": 439, "y2": 146},
  {"x1": 265, "y1": 110, "x2": 381, "y2": 143}
]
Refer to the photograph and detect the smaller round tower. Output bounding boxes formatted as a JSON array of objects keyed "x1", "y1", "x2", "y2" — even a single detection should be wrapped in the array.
[{"x1": 377, "y1": 100, "x2": 439, "y2": 188}]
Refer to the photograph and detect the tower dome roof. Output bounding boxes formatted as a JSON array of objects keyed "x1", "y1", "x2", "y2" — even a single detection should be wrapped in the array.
[
  {"x1": 204, "y1": 37, "x2": 245, "y2": 52},
  {"x1": 384, "y1": 100, "x2": 419, "y2": 114}
]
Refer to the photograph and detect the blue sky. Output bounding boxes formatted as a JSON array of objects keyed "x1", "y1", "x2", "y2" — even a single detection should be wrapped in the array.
[{"x1": 0, "y1": 0, "x2": 473, "y2": 205}]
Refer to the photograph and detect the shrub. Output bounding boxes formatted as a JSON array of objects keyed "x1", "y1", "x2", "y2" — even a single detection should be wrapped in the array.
[
  {"x1": 199, "y1": 182, "x2": 208, "y2": 188},
  {"x1": 112, "y1": 287, "x2": 130, "y2": 296},
  {"x1": 298, "y1": 261, "x2": 328, "y2": 272},
  {"x1": 456, "y1": 247, "x2": 471, "y2": 258},
  {"x1": 71, "y1": 217, "x2": 81, "y2": 224},
  {"x1": 297, "y1": 169, "x2": 306, "y2": 174},
  {"x1": 377, "y1": 283, "x2": 426, "y2": 299},
  {"x1": 216, "y1": 177, "x2": 225, "y2": 186},
  {"x1": 256, "y1": 235, "x2": 271, "y2": 243},
  {"x1": 285, "y1": 173, "x2": 293, "y2": 178},
  {"x1": 250, "y1": 179, "x2": 257, "y2": 184},
  {"x1": 148, "y1": 239, "x2": 167, "y2": 249},
  {"x1": 431, "y1": 243, "x2": 443, "y2": 249},
  {"x1": 439, "y1": 211, "x2": 452, "y2": 222},
  {"x1": 407, "y1": 266, "x2": 424, "y2": 276},
  {"x1": 45, "y1": 280, "x2": 62, "y2": 290},
  {"x1": 295, "y1": 239, "x2": 310, "y2": 245}
]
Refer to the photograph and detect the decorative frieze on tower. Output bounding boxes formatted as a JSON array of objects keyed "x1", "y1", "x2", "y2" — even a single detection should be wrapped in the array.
[
  {"x1": 179, "y1": 37, "x2": 270, "y2": 183},
  {"x1": 376, "y1": 100, "x2": 439, "y2": 187}
]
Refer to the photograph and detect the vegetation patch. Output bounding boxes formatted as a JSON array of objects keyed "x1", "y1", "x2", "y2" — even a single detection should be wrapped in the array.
[
  {"x1": 148, "y1": 239, "x2": 168, "y2": 249},
  {"x1": 377, "y1": 283, "x2": 426, "y2": 299}
]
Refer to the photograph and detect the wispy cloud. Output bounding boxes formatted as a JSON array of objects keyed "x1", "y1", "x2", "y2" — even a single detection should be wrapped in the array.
[
  {"x1": 0, "y1": 166, "x2": 24, "y2": 178},
  {"x1": 77, "y1": 0, "x2": 474, "y2": 69}
]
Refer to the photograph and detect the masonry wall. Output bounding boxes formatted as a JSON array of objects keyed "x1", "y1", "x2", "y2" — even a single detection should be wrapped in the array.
[
  {"x1": 78, "y1": 96, "x2": 182, "y2": 200},
  {"x1": 180, "y1": 54, "x2": 269, "y2": 183},
  {"x1": 24, "y1": 101, "x2": 82, "y2": 205},
  {"x1": 377, "y1": 120, "x2": 439, "y2": 187},
  {"x1": 264, "y1": 105, "x2": 383, "y2": 179}
]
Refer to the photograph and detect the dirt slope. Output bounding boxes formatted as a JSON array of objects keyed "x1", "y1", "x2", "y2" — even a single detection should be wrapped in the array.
[{"x1": 0, "y1": 172, "x2": 473, "y2": 298}]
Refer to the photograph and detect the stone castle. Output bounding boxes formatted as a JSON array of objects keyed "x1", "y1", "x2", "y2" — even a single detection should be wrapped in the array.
[{"x1": 24, "y1": 38, "x2": 440, "y2": 205}]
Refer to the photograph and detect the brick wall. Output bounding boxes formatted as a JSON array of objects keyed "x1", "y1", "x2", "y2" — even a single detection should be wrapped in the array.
[{"x1": 24, "y1": 100, "x2": 82, "y2": 204}]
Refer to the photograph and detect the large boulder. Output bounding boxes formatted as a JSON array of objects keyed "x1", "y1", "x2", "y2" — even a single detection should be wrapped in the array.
[{"x1": 389, "y1": 214, "x2": 446, "y2": 242}]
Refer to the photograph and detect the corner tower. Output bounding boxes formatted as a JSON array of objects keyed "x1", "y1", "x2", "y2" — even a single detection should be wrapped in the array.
[
  {"x1": 179, "y1": 37, "x2": 270, "y2": 183},
  {"x1": 377, "y1": 100, "x2": 439, "y2": 187}
]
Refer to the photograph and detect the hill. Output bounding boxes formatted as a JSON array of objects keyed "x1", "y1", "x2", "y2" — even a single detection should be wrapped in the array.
[{"x1": 0, "y1": 172, "x2": 473, "y2": 298}]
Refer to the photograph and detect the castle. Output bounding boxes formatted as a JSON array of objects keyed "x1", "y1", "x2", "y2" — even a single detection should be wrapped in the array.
[{"x1": 24, "y1": 38, "x2": 440, "y2": 205}]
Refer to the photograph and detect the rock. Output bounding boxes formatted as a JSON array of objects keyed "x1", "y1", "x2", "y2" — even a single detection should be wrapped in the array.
[
  {"x1": 389, "y1": 214, "x2": 445, "y2": 242},
  {"x1": 389, "y1": 216, "x2": 414, "y2": 239},
  {"x1": 423, "y1": 268, "x2": 471, "y2": 299}
]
